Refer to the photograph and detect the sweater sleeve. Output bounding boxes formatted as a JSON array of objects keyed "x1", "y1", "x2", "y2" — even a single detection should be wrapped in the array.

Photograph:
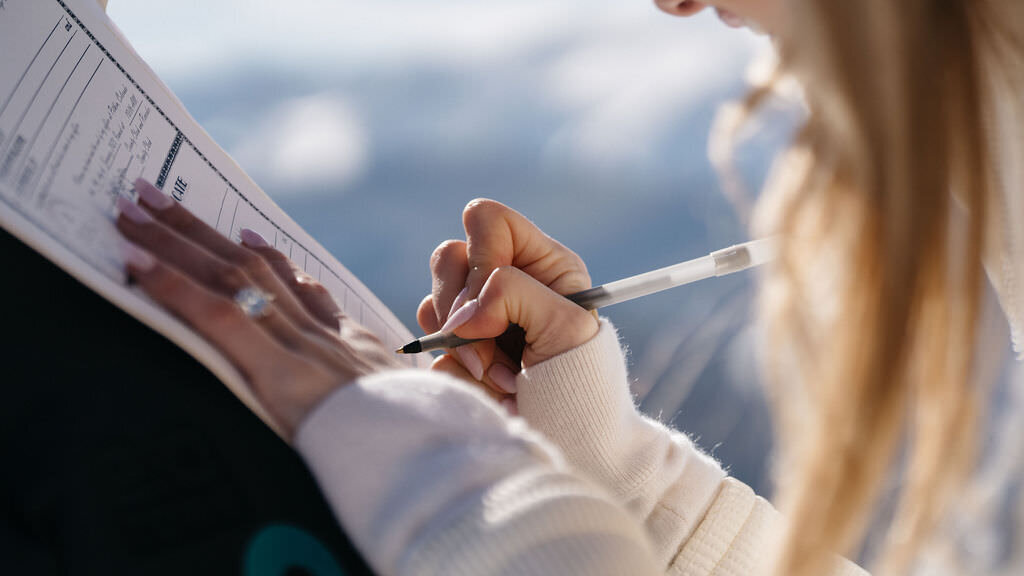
[
  {"x1": 516, "y1": 319, "x2": 868, "y2": 576},
  {"x1": 294, "y1": 369, "x2": 664, "y2": 576}
]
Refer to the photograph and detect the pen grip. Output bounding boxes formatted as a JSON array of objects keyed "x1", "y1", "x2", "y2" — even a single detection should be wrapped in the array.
[
  {"x1": 420, "y1": 288, "x2": 593, "y2": 353},
  {"x1": 566, "y1": 286, "x2": 609, "y2": 310}
]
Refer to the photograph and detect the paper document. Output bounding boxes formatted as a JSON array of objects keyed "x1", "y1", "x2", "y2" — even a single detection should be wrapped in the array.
[{"x1": 0, "y1": 0, "x2": 428, "y2": 429}]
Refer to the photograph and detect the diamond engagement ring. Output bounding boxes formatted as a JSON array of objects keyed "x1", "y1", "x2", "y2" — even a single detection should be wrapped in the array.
[{"x1": 234, "y1": 286, "x2": 275, "y2": 319}]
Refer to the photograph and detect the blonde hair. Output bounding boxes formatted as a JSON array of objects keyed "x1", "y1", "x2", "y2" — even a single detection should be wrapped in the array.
[{"x1": 722, "y1": 1, "x2": 1024, "y2": 574}]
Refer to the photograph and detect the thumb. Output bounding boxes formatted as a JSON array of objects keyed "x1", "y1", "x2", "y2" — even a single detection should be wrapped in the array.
[{"x1": 445, "y1": 266, "x2": 598, "y2": 367}]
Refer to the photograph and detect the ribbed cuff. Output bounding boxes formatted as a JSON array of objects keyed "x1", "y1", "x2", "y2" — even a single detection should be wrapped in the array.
[
  {"x1": 517, "y1": 320, "x2": 635, "y2": 479},
  {"x1": 516, "y1": 320, "x2": 723, "y2": 500}
]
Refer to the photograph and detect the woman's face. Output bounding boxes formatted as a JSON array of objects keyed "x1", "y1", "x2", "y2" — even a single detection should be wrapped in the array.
[{"x1": 654, "y1": 0, "x2": 784, "y2": 34}]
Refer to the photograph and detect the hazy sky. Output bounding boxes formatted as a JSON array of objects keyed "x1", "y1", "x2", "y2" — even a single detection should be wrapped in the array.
[{"x1": 108, "y1": 0, "x2": 770, "y2": 194}]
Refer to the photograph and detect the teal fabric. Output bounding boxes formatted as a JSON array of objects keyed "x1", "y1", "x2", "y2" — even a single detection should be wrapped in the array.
[{"x1": 245, "y1": 524, "x2": 345, "y2": 576}]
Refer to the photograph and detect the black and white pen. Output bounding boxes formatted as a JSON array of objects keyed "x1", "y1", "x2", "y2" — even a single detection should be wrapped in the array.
[{"x1": 396, "y1": 237, "x2": 776, "y2": 355}]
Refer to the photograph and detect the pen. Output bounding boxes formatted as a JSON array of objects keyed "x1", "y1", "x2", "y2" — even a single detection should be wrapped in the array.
[{"x1": 396, "y1": 237, "x2": 777, "y2": 355}]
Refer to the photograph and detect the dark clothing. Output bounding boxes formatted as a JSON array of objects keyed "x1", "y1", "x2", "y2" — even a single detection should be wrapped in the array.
[{"x1": 0, "y1": 227, "x2": 372, "y2": 576}]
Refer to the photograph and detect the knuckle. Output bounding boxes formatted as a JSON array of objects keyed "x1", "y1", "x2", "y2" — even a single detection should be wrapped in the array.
[
  {"x1": 309, "y1": 281, "x2": 330, "y2": 297},
  {"x1": 417, "y1": 299, "x2": 439, "y2": 332},
  {"x1": 417, "y1": 294, "x2": 435, "y2": 314},
  {"x1": 168, "y1": 209, "x2": 200, "y2": 235},
  {"x1": 570, "y1": 252, "x2": 589, "y2": 274},
  {"x1": 325, "y1": 316, "x2": 342, "y2": 332},
  {"x1": 486, "y1": 266, "x2": 519, "y2": 296},
  {"x1": 256, "y1": 246, "x2": 289, "y2": 266},
  {"x1": 491, "y1": 265, "x2": 519, "y2": 283},
  {"x1": 203, "y1": 297, "x2": 243, "y2": 329},
  {"x1": 238, "y1": 251, "x2": 270, "y2": 279},
  {"x1": 430, "y1": 240, "x2": 464, "y2": 270},
  {"x1": 296, "y1": 276, "x2": 330, "y2": 297},
  {"x1": 462, "y1": 198, "x2": 504, "y2": 223},
  {"x1": 214, "y1": 262, "x2": 250, "y2": 292},
  {"x1": 562, "y1": 269, "x2": 592, "y2": 292}
]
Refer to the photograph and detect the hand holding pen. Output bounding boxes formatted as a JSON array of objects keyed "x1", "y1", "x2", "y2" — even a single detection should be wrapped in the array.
[
  {"x1": 413, "y1": 199, "x2": 774, "y2": 407},
  {"x1": 414, "y1": 200, "x2": 602, "y2": 404}
]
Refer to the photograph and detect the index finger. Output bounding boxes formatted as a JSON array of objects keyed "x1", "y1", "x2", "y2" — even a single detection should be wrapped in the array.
[
  {"x1": 461, "y1": 199, "x2": 591, "y2": 299},
  {"x1": 132, "y1": 179, "x2": 324, "y2": 333},
  {"x1": 134, "y1": 179, "x2": 255, "y2": 265}
]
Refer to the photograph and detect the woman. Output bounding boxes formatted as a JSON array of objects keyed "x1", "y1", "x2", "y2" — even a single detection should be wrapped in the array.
[{"x1": 115, "y1": 0, "x2": 1024, "y2": 575}]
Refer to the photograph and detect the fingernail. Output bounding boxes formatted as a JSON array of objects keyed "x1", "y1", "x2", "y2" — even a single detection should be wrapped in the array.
[
  {"x1": 447, "y1": 286, "x2": 470, "y2": 321},
  {"x1": 488, "y1": 364, "x2": 518, "y2": 394},
  {"x1": 116, "y1": 196, "x2": 153, "y2": 224},
  {"x1": 134, "y1": 179, "x2": 174, "y2": 210},
  {"x1": 501, "y1": 397, "x2": 519, "y2": 416},
  {"x1": 240, "y1": 228, "x2": 269, "y2": 248},
  {"x1": 122, "y1": 242, "x2": 155, "y2": 272},
  {"x1": 440, "y1": 299, "x2": 478, "y2": 333},
  {"x1": 456, "y1": 346, "x2": 485, "y2": 381}
]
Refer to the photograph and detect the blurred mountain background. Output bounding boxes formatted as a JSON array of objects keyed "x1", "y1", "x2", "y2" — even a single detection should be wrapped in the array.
[{"x1": 109, "y1": 0, "x2": 794, "y2": 494}]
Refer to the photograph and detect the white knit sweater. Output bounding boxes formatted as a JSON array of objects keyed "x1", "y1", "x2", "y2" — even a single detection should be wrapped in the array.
[
  {"x1": 296, "y1": 320, "x2": 868, "y2": 576},
  {"x1": 292, "y1": 76, "x2": 1024, "y2": 572}
]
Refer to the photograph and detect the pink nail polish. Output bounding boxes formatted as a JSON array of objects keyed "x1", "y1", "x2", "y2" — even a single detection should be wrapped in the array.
[
  {"x1": 440, "y1": 299, "x2": 478, "y2": 333},
  {"x1": 447, "y1": 286, "x2": 470, "y2": 321},
  {"x1": 488, "y1": 364, "x2": 519, "y2": 394},
  {"x1": 134, "y1": 179, "x2": 174, "y2": 210},
  {"x1": 440, "y1": 295, "x2": 479, "y2": 332},
  {"x1": 456, "y1": 346, "x2": 485, "y2": 381},
  {"x1": 122, "y1": 242, "x2": 155, "y2": 271},
  {"x1": 116, "y1": 196, "x2": 153, "y2": 224},
  {"x1": 240, "y1": 228, "x2": 270, "y2": 248}
]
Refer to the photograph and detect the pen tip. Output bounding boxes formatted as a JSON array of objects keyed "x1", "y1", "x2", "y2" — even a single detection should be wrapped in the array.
[{"x1": 396, "y1": 340, "x2": 423, "y2": 355}]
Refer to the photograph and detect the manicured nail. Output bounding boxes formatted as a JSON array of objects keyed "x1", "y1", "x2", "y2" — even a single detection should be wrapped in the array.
[
  {"x1": 116, "y1": 196, "x2": 153, "y2": 224},
  {"x1": 488, "y1": 363, "x2": 518, "y2": 394},
  {"x1": 501, "y1": 397, "x2": 519, "y2": 416},
  {"x1": 240, "y1": 228, "x2": 270, "y2": 248},
  {"x1": 440, "y1": 299, "x2": 478, "y2": 333},
  {"x1": 122, "y1": 242, "x2": 155, "y2": 272},
  {"x1": 134, "y1": 179, "x2": 174, "y2": 210},
  {"x1": 447, "y1": 286, "x2": 470, "y2": 322},
  {"x1": 456, "y1": 346, "x2": 485, "y2": 381}
]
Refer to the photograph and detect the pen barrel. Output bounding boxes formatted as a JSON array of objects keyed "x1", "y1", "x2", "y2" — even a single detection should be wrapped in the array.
[
  {"x1": 579, "y1": 256, "x2": 717, "y2": 309},
  {"x1": 405, "y1": 238, "x2": 777, "y2": 354},
  {"x1": 418, "y1": 331, "x2": 484, "y2": 351},
  {"x1": 568, "y1": 286, "x2": 612, "y2": 310}
]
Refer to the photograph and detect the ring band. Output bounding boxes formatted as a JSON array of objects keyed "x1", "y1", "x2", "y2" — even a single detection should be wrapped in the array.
[{"x1": 234, "y1": 286, "x2": 275, "y2": 319}]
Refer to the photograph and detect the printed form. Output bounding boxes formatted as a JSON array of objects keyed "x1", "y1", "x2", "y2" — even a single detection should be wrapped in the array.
[{"x1": 0, "y1": 0, "x2": 427, "y2": 429}]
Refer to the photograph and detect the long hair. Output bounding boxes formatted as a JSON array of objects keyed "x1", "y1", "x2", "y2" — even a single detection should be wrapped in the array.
[{"x1": 725, "y1": 1, "x2": 1024, "y2": 574}]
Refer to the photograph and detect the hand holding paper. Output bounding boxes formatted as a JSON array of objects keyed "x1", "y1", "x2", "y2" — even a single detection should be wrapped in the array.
[
  {"x1": 118, "y1": 179, "x2": 402, "y2": 438},
  {"x1": 0, "y1": 0, "x2": 427, "y2": 434}
]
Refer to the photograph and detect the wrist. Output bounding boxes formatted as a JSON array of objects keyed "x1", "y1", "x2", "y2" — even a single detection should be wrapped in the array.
[{"x1": 517, "y1": 319, "x2": 635, "y2": 444}]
